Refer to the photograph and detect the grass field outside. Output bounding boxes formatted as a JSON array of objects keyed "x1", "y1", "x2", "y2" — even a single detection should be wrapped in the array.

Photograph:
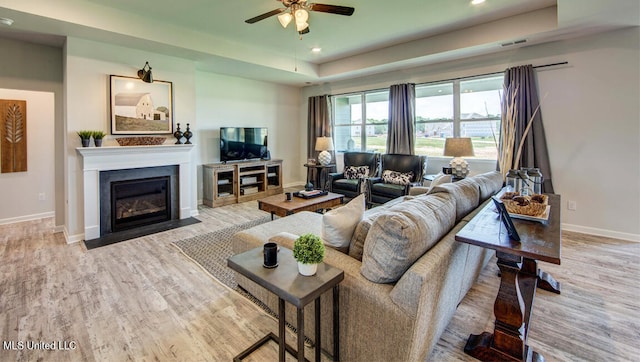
[{"x1": 356, "y1": 135, "x2": 498, "y2": 159}]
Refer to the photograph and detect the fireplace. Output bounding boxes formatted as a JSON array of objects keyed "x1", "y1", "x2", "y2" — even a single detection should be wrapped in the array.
[
  {"x1": 99, "y1": 165, "x2": 178, "y2": 237},
  {"x1": 111, "y1": 176, "x2": 170, "y2": 232},
  {"x1": 76, "y1": 144, "x2": 195, "y2": 244}
]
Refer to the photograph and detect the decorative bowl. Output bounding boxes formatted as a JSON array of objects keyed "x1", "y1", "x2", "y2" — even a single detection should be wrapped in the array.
[{"x1": 115, "y1": 136, "x2": 166, "y2": 146}]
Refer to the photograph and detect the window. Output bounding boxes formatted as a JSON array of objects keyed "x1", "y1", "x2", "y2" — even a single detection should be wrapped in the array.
[
  {"x1": 332, "y1": 91, "x2": 389, "y2": 153},
  {"x1": 416, "y1": 75, "x2": 503, "y2": 159},
  {"x1": 331, "y1": 74, "x2": 503, "y2": 159}
]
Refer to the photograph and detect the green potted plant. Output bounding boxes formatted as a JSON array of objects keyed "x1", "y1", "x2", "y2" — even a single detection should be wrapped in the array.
[
  {"x1": 77, "y1": 130, "x2": 93, "y2": 147},
  {"x1": 92, "y1": 130, "x2": 106, "y2": 147},
  {"x1": 293, "y1": 233, "x2": 325, "y2": 276}
]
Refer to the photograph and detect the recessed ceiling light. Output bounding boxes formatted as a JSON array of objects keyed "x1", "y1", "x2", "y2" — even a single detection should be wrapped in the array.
[
  {"x1": 311, "y1": 47, "x2": 322, "y2": 53},
  {"x1": 471, "y1": 0, "x2": 486, "y2": 5},
  {"x1": 0, "y1": 17, "x2": 14, "y2": 26}
]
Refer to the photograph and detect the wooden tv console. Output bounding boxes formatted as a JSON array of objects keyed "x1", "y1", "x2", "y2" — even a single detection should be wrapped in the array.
[{"x1": 202, "y1": 159, "x2": 283, "y2": 207}]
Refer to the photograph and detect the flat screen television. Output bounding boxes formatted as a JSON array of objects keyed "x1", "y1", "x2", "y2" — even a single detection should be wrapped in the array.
[{"x1": 220, "y1": 127, "x2": 268, "y2": 162}]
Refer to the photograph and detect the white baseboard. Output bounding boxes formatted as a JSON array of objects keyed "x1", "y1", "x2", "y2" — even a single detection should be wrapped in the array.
[
  {"x1": 63, "y1": 227, "x2": 84, "y2": 244},
  {"x1": 190, "y1": 210, "x2": 199, "y2": 217},
  {"x1": 562, "y1": 223, "x2": 640, "y2": 242},
  {"x1": 0, "y1": 211, "x2": 54, "y2": 226}
]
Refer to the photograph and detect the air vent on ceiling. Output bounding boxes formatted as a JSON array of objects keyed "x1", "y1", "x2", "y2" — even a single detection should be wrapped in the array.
[{"x1": 501, "y1": 39, "x2": 527, "y2": 47}]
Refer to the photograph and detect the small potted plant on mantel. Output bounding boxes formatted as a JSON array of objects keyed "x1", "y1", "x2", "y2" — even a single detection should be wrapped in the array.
[
  {"x1": 92, "y1": 130, "x2": 106, "y2": 147},
  {"x1": 77, "y1": 130, "x2": 93, "y2": 147},
  {"x1": 293, "y1": 233, "x2": 325, "y2": 276}
]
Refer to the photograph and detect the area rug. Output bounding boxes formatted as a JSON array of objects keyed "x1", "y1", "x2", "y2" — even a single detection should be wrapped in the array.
[{"x1": 172, "y1": 216, "x2": 272, "y2": 292}]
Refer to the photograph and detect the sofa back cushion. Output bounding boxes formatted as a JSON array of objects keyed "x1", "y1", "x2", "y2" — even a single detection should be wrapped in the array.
[
  {"x1": 470, "y1": 171, "x2": 504, "y2": 201},
  {"x1": 348, "y1": 195, "x2": 407, "y2": 261},
  {"x1": 429, "y1": 178, "x2": 480, "y2": 222},
  {"x1": 360, "y1": 193, "x2": 456, "y2": 283}
]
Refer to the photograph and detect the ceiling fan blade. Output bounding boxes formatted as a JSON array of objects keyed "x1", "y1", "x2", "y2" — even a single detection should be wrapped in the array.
[
  {"x1": 308, "y1": 3, "x2": 355, "y2": 16},
  {"x1": 245, "y1": 8, "x2": 285, "y2": 24}
]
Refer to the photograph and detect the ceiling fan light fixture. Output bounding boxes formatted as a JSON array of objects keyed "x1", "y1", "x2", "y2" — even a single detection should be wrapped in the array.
[
  {"x1": 294, "y1": 8, "x2": 309, "y2": 23},
  {"x1": 294, "y1": 8, "x2": 309, "y2": 32},
  {"x1": 278, "y1": 12, "x2": 292, "y2": 28}
]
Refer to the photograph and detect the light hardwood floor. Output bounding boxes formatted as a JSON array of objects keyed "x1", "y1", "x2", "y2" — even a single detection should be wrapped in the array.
[{"x1": 1, "y1": 200, "x2": 638, "y2": 361}]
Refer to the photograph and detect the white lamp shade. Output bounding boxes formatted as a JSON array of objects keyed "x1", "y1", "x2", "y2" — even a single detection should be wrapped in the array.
[
  {"x1": 315, "y1": 137, "x2": 334, "y2": 152},
  {"x1": 443, "y1": 137, "x2": 474, "y2": 157},
  {"x1": 294, "y1": 9, "x2": 309, "y2": 31},
  {"x1": 278, "y1": 12, "x2": 292, "y2": 28}
]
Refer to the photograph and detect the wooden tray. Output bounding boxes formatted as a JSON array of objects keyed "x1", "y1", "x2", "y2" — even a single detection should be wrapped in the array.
[{"x1": 293, "y1": 190, "x2": 328, "y2": 199}]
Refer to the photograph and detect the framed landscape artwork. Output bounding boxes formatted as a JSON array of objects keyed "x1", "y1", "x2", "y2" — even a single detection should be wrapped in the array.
[{"x1": 110, "y1": 75, "x2": 173, "y2": 134}]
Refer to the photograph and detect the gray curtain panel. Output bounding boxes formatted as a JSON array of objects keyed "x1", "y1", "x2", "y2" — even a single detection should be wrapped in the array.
[
  {"x1": 307, "y1": 95, "x2": 335, "y2": 183},
  {"x1": 386, "y1": 83, "x2": 416, "y2": 155},
  {"x1": 503, "y1": 65, "x2": 554, "y2": 193},
  {"x1": 307, "y1": 95, "x2": 332, "y2": 159}
]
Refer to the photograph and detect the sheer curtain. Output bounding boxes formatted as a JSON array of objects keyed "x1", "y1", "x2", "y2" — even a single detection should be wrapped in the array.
[
  {"x1": 502, "y1": 65, "x2": 554, "y2": 193},
  {"x1": 386, "y1": 83, "x2": 416, "y2": 155}
]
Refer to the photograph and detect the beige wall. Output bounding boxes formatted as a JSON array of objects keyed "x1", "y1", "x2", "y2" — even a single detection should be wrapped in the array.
[
  {"x1": 0, "y1": 37, "x2": 63, "y2": 227},
  {"x1": 194, "y1": 72, "x2": 303, "y2": 202},
  {"x1": 301, "y1": 27, "x2": 640, "y2": 241}
]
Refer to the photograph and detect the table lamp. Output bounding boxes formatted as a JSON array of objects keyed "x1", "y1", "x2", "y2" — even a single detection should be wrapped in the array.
[
  {"x1": 444, "y1": 137, "x2": 474, "y2": 178},
  {"x1": 315, "y1": 137, "x2": 334, "y2": 166}
]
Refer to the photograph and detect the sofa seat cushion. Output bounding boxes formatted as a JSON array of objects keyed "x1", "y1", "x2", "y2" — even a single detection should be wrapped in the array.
[
  {"x1": 430, "y1": 178, "x2": 480, "y2": 222},
  {"x1": 360, "y1": 192, "x2": 457, "y2": 283},
  {"x1": 371, "y1": 182, "x2": 406, "y2": 198},
  {"x1": 333, "y1": 178, "x2": 360, "y2": 192}
]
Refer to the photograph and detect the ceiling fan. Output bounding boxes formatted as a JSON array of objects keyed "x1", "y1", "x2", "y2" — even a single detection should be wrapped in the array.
[{"x1": 245, "y1": 0, "x2": 355, "y2": 35}]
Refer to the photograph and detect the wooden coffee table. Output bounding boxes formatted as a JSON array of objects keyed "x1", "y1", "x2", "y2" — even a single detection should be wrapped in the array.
[
  {"x1": 455, "y1": 193, "x2": 561, "y2": 362},
  {"x1": 258, "y1": 192, "x2": 344, "y2": 220}
]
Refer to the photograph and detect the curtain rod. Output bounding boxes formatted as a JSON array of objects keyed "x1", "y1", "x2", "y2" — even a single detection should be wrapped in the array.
[{"x1": 327, "y1": 61, "x2": 569, "y2": 97}]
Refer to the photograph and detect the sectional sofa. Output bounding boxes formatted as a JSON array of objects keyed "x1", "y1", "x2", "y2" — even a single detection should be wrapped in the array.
[{"x1": 231, "y1": 171, "x2": 504, "y2": 361}]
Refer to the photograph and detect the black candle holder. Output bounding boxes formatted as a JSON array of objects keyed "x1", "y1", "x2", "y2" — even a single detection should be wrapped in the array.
[
  {"x1": 173, "y1": 123, "x2": 183, "y2": 144},
  {"x1": 183, "y1": 123, "x2": 193, "y2": 144}
]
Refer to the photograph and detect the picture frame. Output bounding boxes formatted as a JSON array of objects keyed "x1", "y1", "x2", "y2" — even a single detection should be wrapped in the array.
[
  {"x1": 110, "y1": 75, "x2": 173, "y2": 134},
  {"x1": 491, "y1": 196, "x2": 521, "y2": 241}
]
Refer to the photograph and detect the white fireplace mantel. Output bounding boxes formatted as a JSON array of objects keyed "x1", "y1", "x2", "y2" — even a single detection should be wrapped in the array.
[{"x1": 77, "y1": 144, "x2": 195, "y2": 240}]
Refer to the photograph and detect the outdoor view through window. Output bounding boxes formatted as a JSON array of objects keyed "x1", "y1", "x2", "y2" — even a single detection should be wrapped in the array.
[{"x1": 332, "y1": 75, "x2": 503, "y2": 160}]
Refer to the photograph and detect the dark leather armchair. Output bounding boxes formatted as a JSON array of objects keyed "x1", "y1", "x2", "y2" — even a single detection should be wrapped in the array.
[
  {"x1": 329, "y1": 152, "x2": 380, "y2": 200},
  {"x1": 366, "y1": 154, "x2": 426, "y2": 207}
]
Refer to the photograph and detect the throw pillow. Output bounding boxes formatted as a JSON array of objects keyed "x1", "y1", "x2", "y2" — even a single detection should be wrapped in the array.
[
  {"x1": 381, "y1": 169, "x2": 414, "y2": 186},
  {"x1": 322, "y1": 193, "x2": 365, "y2": 253},
  {"x1": 344, "y1": 165, "x2": 369, "y2": 180},
  {"x1": 425, "y1": 173, "x2": 453, "y2": 195}
]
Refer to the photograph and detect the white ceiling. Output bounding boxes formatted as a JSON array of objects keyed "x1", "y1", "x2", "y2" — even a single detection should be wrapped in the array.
[{"x1": 0, "y1": 0, "x2": 638, "y2": 86}]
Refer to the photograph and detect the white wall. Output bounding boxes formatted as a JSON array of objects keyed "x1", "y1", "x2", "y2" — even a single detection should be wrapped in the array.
[
  {"x1": 63, "y1": 37, "x2": 304, "y2": 240},
  {"x1": 0, "y1": 89, "x2": 55, "y2": 223},
  {"x1": 194, "y1": 72, "x2": 303, "y2": 201},
  {"x1": 64, "y1": 37, "x2": 198, "y2": 241},
  {"x1": 0, "y1": 37, "x2": 64, "y2": 227},
  {"x1": 301, "y1": 27, "x2": 640, "y2": 241}
]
